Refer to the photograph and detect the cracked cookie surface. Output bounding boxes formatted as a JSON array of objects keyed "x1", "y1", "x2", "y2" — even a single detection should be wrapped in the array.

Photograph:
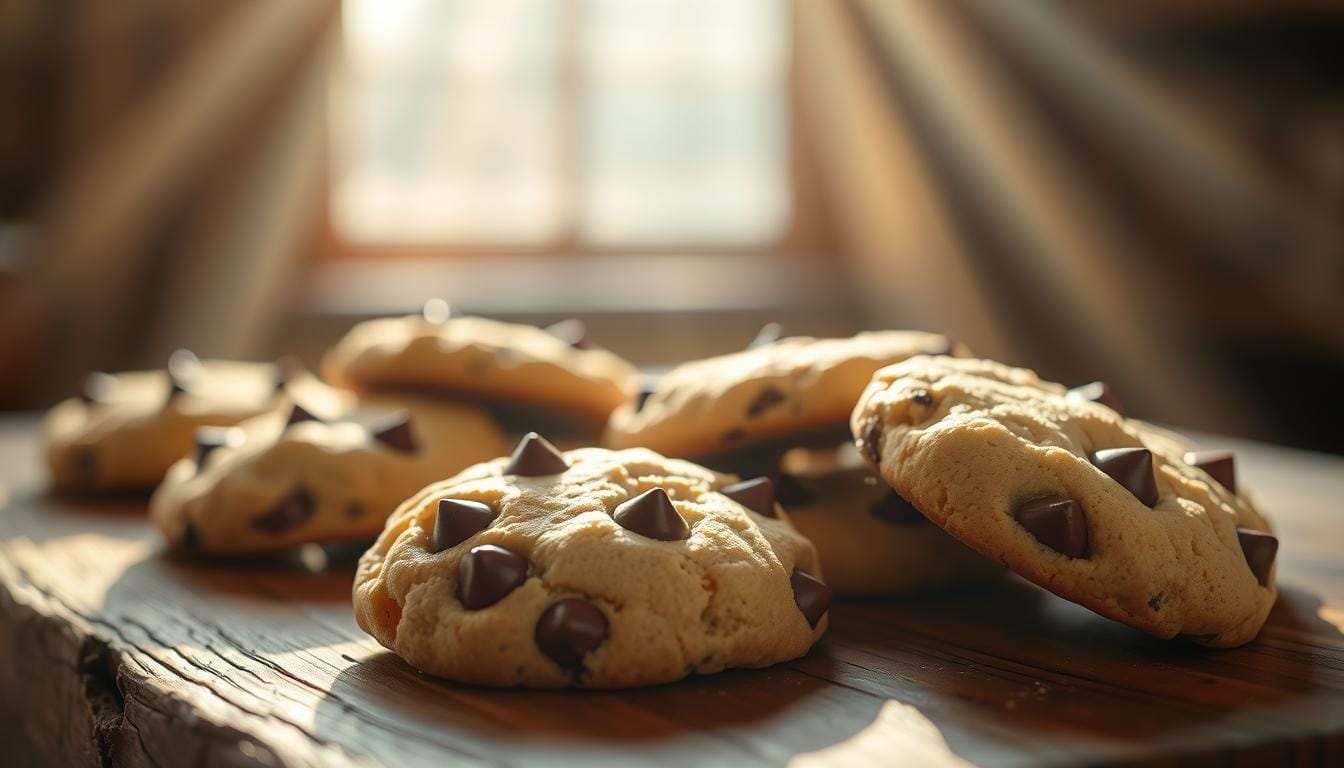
[
  {"x1": 321, "y1": 315, "x2": 640, "y2": 428},
  {"x1": 353, "y1": 438, "x2": 830, "y2": 688},
  {"x1": 852, "y1": 356, "x2": 1276, "y2": 647},
  {"x1": 604, "y1": 331, "x2": 965, "y2": 461},
  {"x1": 44, "y1": 357, "x2": 296, "y2": 493},
  {"x1": 151, "y1": 392, "x2": 508, "y2": 555}
]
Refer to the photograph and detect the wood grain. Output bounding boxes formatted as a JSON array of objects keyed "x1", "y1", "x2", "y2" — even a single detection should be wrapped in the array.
[{"x1": 0, "y1": 414, "x2": 1341, "y2": 767}]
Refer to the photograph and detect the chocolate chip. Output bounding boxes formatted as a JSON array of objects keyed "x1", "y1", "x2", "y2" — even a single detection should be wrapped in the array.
[
  {"x1": 535, "y1": 598, "x2": 608, "y2": 672},
  {"x1": 422, "y1": 298, "x2": 454, "y2": 323},
  {"x1": 747, "y1": 322, "x2": 783, "y2": 349},
  {"x1": 1148, "y1": 594, "x2": 1163, "y2": 611},
  {"x1": 912, "y1": 390, "x2": 933, "y2": 407},
  {"x1": 370, "y1": 412, "x2": 417, "y2": 453},
  {"x1": 503, "y1": 432, "x2": 568, "y2": 476},
  {"x1": 167, "y1": 370, "x2": 191, "y2": 400},
  {"x1": 746, "y1": 387, "x2": 786, "y2": 418},
  {"x1": 720, "y1": 477, "x2": 776, "y2": 518},
  {"x1": 926, "y1": 335, "x2": 956, "y2": 356},
  {"x1": 870, "y1": 491, "x2": 928, "y2": 526},
  {"x1": 458, "y1": 544, "x2": 529, "y2": 609},
  {"x1": 166, "y1": 349, "x2": 201, "y2": 402},
  {"x1": 612, "y1": 488, "x2": 689, "y2": 541},
  {"x1": 74, "y1": 448, "x2": 97, "y2": 486},
  {"x1": 1236, "y1": 528, "x2": 1277, "y2": 587},
  {"x1": 775, "y1": 474, "x2": 815, "y2": 507},
  {"x1": 790, "y1": 570, "x2": 832, "y2": 628},
  {"x1": 433, "y1": 499, "x2": 497, "y2": 551},
  {"x1": 721, "y1": 427, "x2": 747, "y2": 444},
  {"x1": 250, "y1": 488, "x2": 314, "y2": 533},
  {"x1": 180, "y1": 520, "x2": 200, "y2": 550},
  {"x1": 194, "y1": 427, "x2": 239, "y2": 470},
  {"x1": 545, "y1": 319, "x2": 590, "y2": 349},
  {"x1": 78, "y1": 371, "x2": 115, "y2": 404},
  {"x1": 1068, "y1": 381, "x2": 1124, "y2": 415},
  {"x1": 1014, "y1": 495, "x2": 1089, "y2": 558},
  {"x1": 1185, "y1": 450, "x2": 1236, "y2": 494},
  {"x1": 859, "y1": 419, "x2": 883, "y2": 465},
  {"x1": 634, "y1": 386, "x2": 656, "y2": 413},
  {"x1": 1089, "y1": 447, "x2": 1158, "y2": 506},
  {"x1": 273, "y1": 355, "x2": 303, "y2": 393},
  {"x1": 286, "y1": 403, "x2": 320, "y2": 428}
]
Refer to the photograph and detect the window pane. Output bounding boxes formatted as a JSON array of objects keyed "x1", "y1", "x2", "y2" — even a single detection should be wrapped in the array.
[
  {"x1": 335, "y1": 0, "x2": 563, "y2": 244},
  {"x1": 579, "y1": 0, "x2": 790, "y2": 245}
]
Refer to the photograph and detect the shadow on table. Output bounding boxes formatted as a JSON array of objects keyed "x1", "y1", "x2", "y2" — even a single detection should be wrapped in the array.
[{"x1": 310, "y1": 645, "x2": 886, "y2": 765}]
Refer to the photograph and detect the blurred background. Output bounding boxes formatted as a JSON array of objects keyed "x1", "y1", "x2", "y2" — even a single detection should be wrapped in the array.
[{"x1": 1, "y1": 0, "x2": 1341, "y2": 452}]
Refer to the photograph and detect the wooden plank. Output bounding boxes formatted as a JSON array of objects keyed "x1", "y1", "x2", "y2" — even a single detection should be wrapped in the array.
[{"x1": 0, "y1": 413, "x2": 1341, "y2": 766}]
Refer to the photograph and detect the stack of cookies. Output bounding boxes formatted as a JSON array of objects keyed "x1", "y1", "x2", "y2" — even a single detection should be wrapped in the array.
[{"x1": 41, "y1": 314, "x2": 1279, "y2": 689}]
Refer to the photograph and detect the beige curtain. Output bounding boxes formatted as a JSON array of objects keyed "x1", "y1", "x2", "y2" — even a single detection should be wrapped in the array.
[{"x1": 0, "y1": 0, "x2": 337, "y2": 405}]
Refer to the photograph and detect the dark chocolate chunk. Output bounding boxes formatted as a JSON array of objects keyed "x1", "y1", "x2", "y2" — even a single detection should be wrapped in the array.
[
  {"x1": 925, "y1": 335, "x2": 956, "y2": 356},
  {"x1": 503, "y1": 432, "x2": 569, "y2": 476},
  {"x1": 1236, "y1": 528, "x2": 1278, "y2": 587},
  {"x1": 180, "y1": 520, "x2": 200, "y2": 550},
  {"x1": 1089, "y1": 447, "x2": 1159, "y2": 506},
  {"x1": 790, "y1": 570, "x2": 832, "y2": 628},
  {"x1": 859, "y1": 419, "x2": 883, "y2": 466},
  {"x1": 746, "y1": 387, "x2": 786, "y2": 418},
  {"x1": 545, "y1": 319, "x2": 590, "y2": 349},
  {"x1": 194, "y1": 427, "x2": 239, "y2": 470},
  {"x1": 422, "y1": 298, "x2": 455, "y2": 323},
  {"x1": 286, "y1": 403, "x2": 320, "y2": 428},
  {"x1": 1185, "y1": 450, "x2": 1236, "y2": 494},
  {"x1": 870, "y1": 491, "x2": 928, "y2": 526},
  {"x1": 775, "y1": 474, "x2": 815, "y2": 507},
  {"x1": 720, "y1": 477, "x2": 776, "y2": 518},
  {"x1": 612, "y1": 488, "x2": 689, "y2": 541},
  {"x1": 458, "y1": 544, "x2": 529, "y2": 609},
  {"x1": 912, "y1": 390, "x2": 934, "y2": 407},
  {"x1": 747, "y1": 322, "x2": 784, "y2": 349},
  {"x1": 634, "y1": 386, "x2": 656, "y2": 413},
  {"x1": 1069, "y1": 381, "x2": 1124, "y2": 415},
  {"x1": 1014, "y1": 495, "x2": 1089, "y2": 558},
  {"x1": 432, "y1": 499, "x2": 497, "y2": 551},
  {"x1": 720, "y1": 427, "x2": 747, "y2": 444},
  {"x1": 250, "y1": 488, "x2": 315, "y2": 534},
  {"x1": 74, "y1": 448, "x2": 97, "y2": 486},
  {"x1": 78, "y1": 371, "x2": 116, "y2": 405},
  {"x1": 166, "y1": 349, "x2": 201, "y2": 401},
  {"x1": 370, "y1": 412, "x2": 417, "y2": 453},
  {"x1": 273, "y1": 355, "x2": 303, "y2": 393},
  {"x1": 535, "y1": 598, "x2": 608, "y2": 672}
]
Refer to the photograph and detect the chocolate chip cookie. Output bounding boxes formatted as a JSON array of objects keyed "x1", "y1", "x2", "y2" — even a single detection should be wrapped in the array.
[
  {"x1": 353, "y1": 435, "x2": 831, "y2": 688},
  {"x1": 150, "y1": 393, "x2": 508, "y2": 556},
  {"x1": 852, "y1": 356, "x2": 1277, "y2": 647},
  {"x1": 604, "y1": 331, "x2": 966, "y2": 471},
  {"x1": 44, "y1": 353, "x2": 304, "y2": 493},
  {"x1": 321, "y1": 314, "x2": 640, "y2": 435},
  {"x1": 777, "y1": 443, "x2": 1002, "y2": 595}
]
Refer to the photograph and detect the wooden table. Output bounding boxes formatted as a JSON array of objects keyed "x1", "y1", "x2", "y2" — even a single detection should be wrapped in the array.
[{"x1": 0, "y1": 414, "x2": 1340, "y2": 767}]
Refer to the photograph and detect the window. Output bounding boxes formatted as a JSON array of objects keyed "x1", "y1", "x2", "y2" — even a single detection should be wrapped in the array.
[{"x1": 331, "y1": 0, "x2": 792, "y2": 252}]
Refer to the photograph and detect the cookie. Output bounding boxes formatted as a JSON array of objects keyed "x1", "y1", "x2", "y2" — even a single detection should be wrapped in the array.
[
  {"x1": 320, "y1": 314, "x2": 640, "y2": 434},
  {"x1": 43, "y1": 352, "x2": 303, "y2": 493},
  {"x1": 150, "y1": 393, "x2": 508, "y2": 556},
  {"x1": 604, "y1": 331, "x2": 966, "y2": 469},
  {"x1": 777, "y1": 443, "x2": 1002, "y2": 595},
  {"x1": 852, "y1": 356, "x2": 1277, "y2": 647},
  {"x1": 353, "y1": 435, "x2": 831, "y2": 688}
]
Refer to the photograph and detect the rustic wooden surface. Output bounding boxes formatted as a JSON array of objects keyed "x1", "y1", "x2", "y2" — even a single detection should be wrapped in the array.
[{"x1": 0, "y1": 414, "x2": 1340, "y2": 767}]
